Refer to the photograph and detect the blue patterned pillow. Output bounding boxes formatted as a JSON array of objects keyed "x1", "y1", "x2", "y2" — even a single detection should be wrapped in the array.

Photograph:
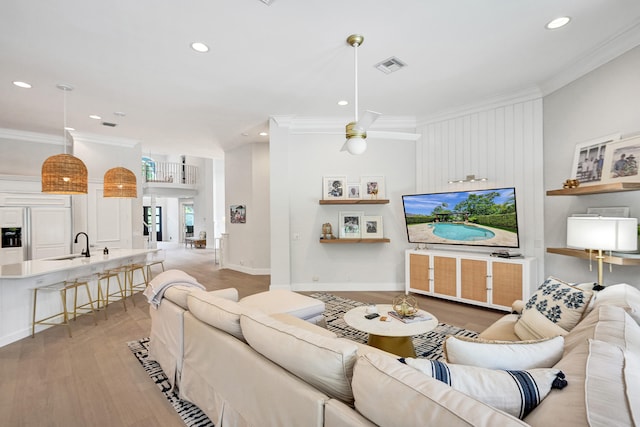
[
  {"x1": 523, "y1": 277, "x2": 593, "y2": 332},
  {"x1": 399, "y1": 358, "x2": 567, "y2": 420}
]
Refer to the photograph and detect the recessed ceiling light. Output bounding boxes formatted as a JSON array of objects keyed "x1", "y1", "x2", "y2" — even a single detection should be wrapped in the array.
[
  {"x1": 64, "y1": 126, "x2": 75, "y2": 131},
  {"x1": 191, "y1": 42, "x2": 209, "y2": 53},
  {"x1": 338, "y1": 100, "x2": 349, "y2": 106},
  {"x1": 13, "y1": 81, "x2": 32, "y2": 89},
  {"x1": 89, "y1": 115, "x2": 101, "y2": 120},
  {"x1": 259, "y1": 132, "x2": 268, "y2": 136},
  {"x1": 546, "y1": 16, "x2": 571, "y2": 30}
]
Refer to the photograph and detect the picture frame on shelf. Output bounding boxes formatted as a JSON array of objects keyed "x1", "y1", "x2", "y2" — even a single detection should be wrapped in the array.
[
  {"x1": 347, "y1": 183, "x2": 361, "y2": 199},
  {"x1": 339, "y1": 211, "x2": 363, "y2": 239},
  {"x1": 570, "y1": 133, "x2": 620, "y2": 186},
  {"x1": 361, "y1": 176, "x2": 385, "y2": 199},
  {"x1": 601, "y1": 135, "x2": 640, "y2": 184},
  {"x1": 362, "y1": 215, "x2": 383, "y2": 238},
  {"x1": 322, "y1": 176, "x2": 347, "y2": 200}
]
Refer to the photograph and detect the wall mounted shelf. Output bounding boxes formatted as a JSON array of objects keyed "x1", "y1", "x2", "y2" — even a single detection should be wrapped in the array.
[
  {"x1": 319, "y1": 199, "x2": 390, "y2": 205},
  {"x1": 546, "y1": 247, "x2": 640, "y2": 266},
  {"x1": 546, "y1": 182, "x2": 640, "y2": 196},
  {"x1": 319, "y1": 238, "x2": 390, "y2": 244}
]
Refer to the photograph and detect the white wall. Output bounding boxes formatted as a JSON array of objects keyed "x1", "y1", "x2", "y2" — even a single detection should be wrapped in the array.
[
  {"x1": 269, "y1": 118, "x2": 416, "y2": 291},
  {"x1": 416, "y1": 97, "x2": 545, "y2": 286},
  {"x1": 225, "y1": 143, "x2": 270, "y2": 274},
  {"x1": 544, "y1": 45, "x2": 640, "y2": 286}
]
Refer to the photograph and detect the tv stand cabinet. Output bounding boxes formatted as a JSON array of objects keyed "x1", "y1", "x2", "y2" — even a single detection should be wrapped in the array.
[{"x1": 405, "y1": 249, "x2": 536, "y2": 312}]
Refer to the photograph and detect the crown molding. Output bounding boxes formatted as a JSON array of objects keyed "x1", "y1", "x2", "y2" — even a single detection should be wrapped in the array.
[
  {"x1": 539, "y1": 19, "x2": 640, "y2": 96},
  {"x1": 0, "y1": 128, "x2": 64, "y2": 145},
  {"x1": 69, "y1": 131, "x2": 140, "y2": 148},
  {"x1": 419, "y1": 86, "x2": 542, "y2": 126},
  {"x1": 274, "y1": 115, "x2": 417, "y2": 133}
]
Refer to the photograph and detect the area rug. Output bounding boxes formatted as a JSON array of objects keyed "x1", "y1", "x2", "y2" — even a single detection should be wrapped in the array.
[
  {"x1": 310, "y1": 292, "x2": 478, "y2": 359},
  {"x1": 127, "y1": 293, "x2": 479, "y2": 426},
  {"x1": 127, "y1": 338, "x2": 214, "y2": 427}
]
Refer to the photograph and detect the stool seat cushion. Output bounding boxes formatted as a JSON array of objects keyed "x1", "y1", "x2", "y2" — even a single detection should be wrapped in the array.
[{"x1": 239, "y1": 289, "x2": 325, "y2": 321}]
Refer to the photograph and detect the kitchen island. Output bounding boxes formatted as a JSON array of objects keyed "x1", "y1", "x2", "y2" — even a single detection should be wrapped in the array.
[{"x1": 0, "y1": 248, "x2": 158, "y2": 347}]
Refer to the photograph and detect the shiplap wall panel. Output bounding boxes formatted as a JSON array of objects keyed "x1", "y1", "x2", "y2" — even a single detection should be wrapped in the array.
[{"x1": 416, "y1": 98, "x2": 544, "y2": 287}]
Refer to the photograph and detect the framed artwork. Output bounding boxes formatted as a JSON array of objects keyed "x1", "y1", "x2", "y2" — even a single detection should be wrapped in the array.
[
  {"x1": 323, "y1": 176, "x2": 347, "y2": 200},
  {"x1": 230, "y1": 205, "x2": 246, "y2": 223},
  {"x1": 360, "y1": 176, "x2": 385, "y2": 199},
  {"x1": 339, "y1": 211, "x2": 363, "y2": 239},
  {"x1": 570, "y1": 133, "x2": 620, "y2": 186},
  {"x1": 347, "y1": 183, "x2": 361, "y2": 199},
  {"x1": 601, "y1": 135, "x2": 640, "y2": 184},
  {"x1": 362, "y1": 215, "x2": 383, "y2": 238}
]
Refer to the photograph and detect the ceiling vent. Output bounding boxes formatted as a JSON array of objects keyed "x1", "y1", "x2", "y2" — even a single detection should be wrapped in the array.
[
  {"x1": 375, "y1": 57, "x2": 407, "y2": 74},
  {"x1": 102, "y1": 122, "x2": 117, "y2": 127},
  {"x1": 258, "y1": 0, "x2": 274, "y2": 5}
]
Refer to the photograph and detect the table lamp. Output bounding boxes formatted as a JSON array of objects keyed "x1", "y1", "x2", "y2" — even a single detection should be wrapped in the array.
[{"x1": 566, "y1": 216, "x2": 638, "y2": 290}]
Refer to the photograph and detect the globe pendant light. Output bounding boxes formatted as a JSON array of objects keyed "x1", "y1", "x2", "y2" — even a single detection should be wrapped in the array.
[
  {"x1": 41, "y1": 84, "x2": 88, "y2": 194},
  {"x1": 104, "y1": 166, "x2": 137, "y2": 198}
]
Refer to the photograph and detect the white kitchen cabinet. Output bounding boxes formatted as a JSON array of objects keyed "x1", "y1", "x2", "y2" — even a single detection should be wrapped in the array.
[{"x1": 405, "y1": 249, "x2": 537, "y2": 311}]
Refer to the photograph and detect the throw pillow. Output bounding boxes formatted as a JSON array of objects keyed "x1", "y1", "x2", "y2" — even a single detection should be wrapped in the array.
[
  {"x1": 400, "y1": 358, "x2": 567, "y2": 420},
  {"x1": 514, "y1": 307, "x2": 569, "y2": 340},
  {"x1": 443, "y1": 335, "x2": 564, "y2": 369},
  {"x1": 520, "y1": 276, "x2": 593, "y2": 332}
]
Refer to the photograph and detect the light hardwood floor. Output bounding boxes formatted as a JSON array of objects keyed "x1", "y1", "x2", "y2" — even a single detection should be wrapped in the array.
[{"x1": 0, "y1": 243, "x2": 504, "y2": 426}]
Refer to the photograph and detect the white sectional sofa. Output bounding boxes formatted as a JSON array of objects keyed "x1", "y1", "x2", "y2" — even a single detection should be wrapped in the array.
[{"x1": 148, "y1": 275, "x2": 640, "y2": 427}]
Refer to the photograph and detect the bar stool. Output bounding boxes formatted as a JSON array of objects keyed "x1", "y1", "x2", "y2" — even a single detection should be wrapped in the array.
[
  {"x1": 96, "y1": 269, "x2": 127, "y2": 319},
  {"x1": 113, "y1": 263, "x2": 147, "y2": 306},
  {"x1": 31, "y1": 276, "x2": 99, "y2": 338},
  {"x1": 145, "y1": 250, "x2": 166, "y2": 281},
  {"x1": 68, "y1": 276, "x2": 100, "y2": 324},
  {"x1": 32, "y1": 282, "x2": 72, "y2": 338}
]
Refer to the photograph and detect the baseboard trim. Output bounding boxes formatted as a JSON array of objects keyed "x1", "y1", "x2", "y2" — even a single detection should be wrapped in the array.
[
  {"x1": 222, "y1": 263, "x2": 270, "y2": 275},
  {"x1": 291, "y1": 282, "x2": 404, "y2": 292}
]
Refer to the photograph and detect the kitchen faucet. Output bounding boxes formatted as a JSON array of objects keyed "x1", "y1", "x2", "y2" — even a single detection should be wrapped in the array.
[{"x1": 74, "y1": 232, "x2": 90, "y2": 257}]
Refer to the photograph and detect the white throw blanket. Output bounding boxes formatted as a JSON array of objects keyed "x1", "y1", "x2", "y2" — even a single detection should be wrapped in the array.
[{"x1": 143, "y1": 269, "x2": 205, "y2": 308}]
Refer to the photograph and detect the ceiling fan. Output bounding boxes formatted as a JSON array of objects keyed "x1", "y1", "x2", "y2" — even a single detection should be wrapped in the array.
[{"x1": 340, "y1": 34, "x2": 421, "y2": 155}]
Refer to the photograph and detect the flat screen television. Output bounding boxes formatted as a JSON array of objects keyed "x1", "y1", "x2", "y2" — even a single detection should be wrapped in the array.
[{"x1": 401, "y1": 187, "x2": 520, "y2": 248}]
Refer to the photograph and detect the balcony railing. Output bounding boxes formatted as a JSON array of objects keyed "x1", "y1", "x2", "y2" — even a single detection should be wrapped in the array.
[{"x1": 143, "y1": 161, "x2": 198, "y2": 185}]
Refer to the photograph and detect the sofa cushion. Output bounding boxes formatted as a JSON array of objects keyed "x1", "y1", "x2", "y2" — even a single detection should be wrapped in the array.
[
  {"x1": 593, "y1": 283, "x2": 640, "y2": 325},
  {"x1": 352, "y1": 353, "x2": 528, "y2": 426},
  {"x1": 513, "y1": 307, "x2": 569, "y2": 340},
  {"x1": 164, "y1": 286, "x2": 238, "y2": 310},
  {"x1": 187, "y1": 290, "x2": 257, "y2": 341},
  {"x1": 239, "y1": 289, "x2": 325, "y2": 321},
  {"x1": 514, "y1": 277, "x2": 592, "y2": 340},
  {"x1": 522, "y1": 307, "x2": 640, "y2": 426},
  {"x1": 400, "y1": 357, "x2": 567, "y2": 420},
  {"x1": 444, "y1": 335, "x2": 564, "y2": 370},
  {"x1": 583, "y1": 339, "x2": 637, "y2": 427},
  {"x1": 240, "y1": 311, "x2": 358, "y2": 404},
  {"x1": 478, "y1": 313, "x2": 521, "y2": 341}
]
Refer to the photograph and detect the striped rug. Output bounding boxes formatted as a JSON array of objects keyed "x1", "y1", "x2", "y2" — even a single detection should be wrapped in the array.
[{"x1": 127, "y1": 293, "x2": 479, "y2": 426}]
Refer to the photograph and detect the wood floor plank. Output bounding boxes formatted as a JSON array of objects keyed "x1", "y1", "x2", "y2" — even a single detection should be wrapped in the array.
[{"x1": 0, "y1": 242, "x2": 505, "y2": 426}]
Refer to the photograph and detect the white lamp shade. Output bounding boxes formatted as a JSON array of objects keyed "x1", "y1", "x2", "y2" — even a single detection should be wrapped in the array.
[{"x1": 567, "y1": 216, "x2": 638, "y2": 251}]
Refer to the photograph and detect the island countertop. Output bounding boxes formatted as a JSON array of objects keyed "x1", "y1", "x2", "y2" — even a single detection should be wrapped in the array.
[{"x1": 0, "y1": 248, "x2": 158, "y2": 279}]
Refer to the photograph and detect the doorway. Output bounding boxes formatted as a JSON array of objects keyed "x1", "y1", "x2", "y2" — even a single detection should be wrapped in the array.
[
  {"x1": 143, "y1": 206, "x2": 162, "y2": 241},
  {"x1": 183, "y1": 203, "x2": 194, "y2": 242}
]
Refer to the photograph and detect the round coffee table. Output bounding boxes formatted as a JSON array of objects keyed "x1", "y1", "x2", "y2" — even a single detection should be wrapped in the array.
[{"x1": 343, "y1": 304, "x2": 438, "y2": 357}]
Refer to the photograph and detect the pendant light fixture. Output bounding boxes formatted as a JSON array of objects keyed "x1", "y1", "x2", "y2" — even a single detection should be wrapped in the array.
[
  {"x1": 103, "y1": 112, "x2": 138, "y2": 198},
  {"x1": 41, "y1": 84, "x2": 88, "y2": 194},
  {"x1": 104, "y1": 166, "x2": 137, "y2": 198}
]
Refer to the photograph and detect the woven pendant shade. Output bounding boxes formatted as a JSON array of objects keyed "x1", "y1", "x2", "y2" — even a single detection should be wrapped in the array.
[
  {"x1": 41, "y1": 153, "x2": 88, "y2": 194},
  {"x1": 104, "y1": 167, "x2": 137, "y2": 198}
]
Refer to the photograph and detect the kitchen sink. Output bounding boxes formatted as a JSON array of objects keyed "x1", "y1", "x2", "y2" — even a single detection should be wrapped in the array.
[{"x1": 45, "y1": 254, "x2": 87, "y2": 261}]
